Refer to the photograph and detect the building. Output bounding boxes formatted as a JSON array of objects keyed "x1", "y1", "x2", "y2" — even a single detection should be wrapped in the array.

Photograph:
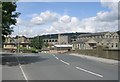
[
  {"x1": 41, "y1": 32, "x2": 91, "y2": 53},
  {"x1": 58, "y1": 34, "x2": 70, "y2": 44},
  {"x1": 42, "y1": 32, "x2": 88, "y2": 45},
  {"x1": 3, "y1": 36, "x2": 30, "y2": 52},
  {"x1": 50, "y1": 44, "x2": 72, "y2": 53},
  {"x1": 43, "y1": 34, "x2": 70, "y2": 45},
  {"x1": 72, "y1": 32, "x2": 119, "y2": 50},
  {"x1": 3, "y1": 36, "x2": 17, "y2": 51},
  {"x1": 43, "y1": 38, "x2": 58, "y2": 45},
  {"x1": 42, "y1": 34, "x2": 58, "y2": 45},
  {"x1": 41, "y1": 34, "x2": 72, "y2": 53}
]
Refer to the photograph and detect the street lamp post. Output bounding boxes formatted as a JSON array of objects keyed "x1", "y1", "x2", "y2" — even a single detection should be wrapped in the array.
[{"x1": 18, "y1": 25, "x2": 19, "y2": 53}]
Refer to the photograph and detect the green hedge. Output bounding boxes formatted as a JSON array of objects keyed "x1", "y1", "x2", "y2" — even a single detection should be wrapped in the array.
[{"x1": 19, "y1": 47, "x2": 38, "y2": 53}]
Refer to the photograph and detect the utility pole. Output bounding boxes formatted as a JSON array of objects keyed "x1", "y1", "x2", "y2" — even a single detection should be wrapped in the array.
[
  {"x1": 38, "y1": 35, "x2": 39, "y2": 49},
  {"x1": 18, "y1": 26, "x2": 19, "y2": 53},
  {"x1": 58, "y1": 34, "x2": 61, "y2": 53}
]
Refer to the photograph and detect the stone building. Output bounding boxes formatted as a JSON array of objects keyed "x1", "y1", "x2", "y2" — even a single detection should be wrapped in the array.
[
  {"x1": 42, "y1": 34, "x2": 72, "y2": 53},
  {"x1": 42, "y1": 33, "x2": 88, "y2": 46},
  {"x1": 58, "y1": 34, "x2": 70, "y2": 44},
  {"x1": 43, "y1": 34, "x2": 70, "y2": 45},
  {"x1": 50, "y1": 44, "x2": 73, "y2": 53},
  {"x1": 3, "y1": 36, "x2": 30, "y2": 51},
  {"x1": 72, "y1": 32, "x2": 119, "y2": 50},
  {"x1": 43, "y1": 38, "x2": 58, "y2": 45}
]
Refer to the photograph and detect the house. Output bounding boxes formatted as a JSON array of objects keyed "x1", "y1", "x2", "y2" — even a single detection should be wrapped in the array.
[
  {"x1": 72, "y1": 32, "x2": 119, "y2": 50},
  {"x1": 3, "y1": 36, "x2": 30, "y2": 52},
  {"x1": 3, "y1": 36, "x2": 17, "y2": 51},
  {"x1": 14, "y1": 36, "x2": 30, "y2": 49},
  {"x1": 72, "y1": 39, "x2": 97, "y2": 50}
]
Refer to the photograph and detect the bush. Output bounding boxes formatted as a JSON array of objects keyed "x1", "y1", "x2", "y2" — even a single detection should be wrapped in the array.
[{"x1": 19, "y1": 47, "x2": 38, "y2": 53}]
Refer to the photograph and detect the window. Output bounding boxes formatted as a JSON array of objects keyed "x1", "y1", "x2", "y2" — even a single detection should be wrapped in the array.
[
  {"x1": 113, "y1": 36, "x2": 114, "y2": 38},
  {"x1": 10, "y1": 40, "x2": 12, "y2": 42},
  {"x1": 109, "y1": 36, "x2": 111, "y2": 38},
  {"x1": 49, "y1": 40, "x2": 51, "y2": 42},
  {"x1": 23, "y1": 45, "x2": 26, "y2": 47},
  {"x1": 111, "y1": 45, "x2": 113, "y2": 47},
  {"x1": 111, "y1": 43, "x2": 113, "y2": 47},
  {"x1": 116, "y1": 43, "x2": 118, "y2": 47},
  {"x1": 106, "y1": 35, "x2": 110, "y2": 38},
  {"x1": 55, "y1": 40, "x2": 57, "y2": 42},
  {"x1": 77, "y1": 44, "x2": 79, "y2": 48},
  {"x1": 52, "y1": 40, "x2": 54, "y2": 42}
]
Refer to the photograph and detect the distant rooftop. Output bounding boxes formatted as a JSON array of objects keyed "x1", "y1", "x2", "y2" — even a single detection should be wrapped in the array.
[
  {"x1": 54, "y1": 44, "x2": 72, "y2": 48},
  {"x1": 79, "y1": 32, "x2": 109, "y2": 37}
]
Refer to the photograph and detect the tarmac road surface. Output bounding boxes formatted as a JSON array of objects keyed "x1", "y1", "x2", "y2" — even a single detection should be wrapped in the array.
[{"x1": 1, "y1": 53, "x2": 118, "y2": 81}]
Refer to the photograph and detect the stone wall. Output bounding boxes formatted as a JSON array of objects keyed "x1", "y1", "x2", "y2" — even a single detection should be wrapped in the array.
[{"x1": 70, "y1": 47, "x2": 119, "y2": 60}]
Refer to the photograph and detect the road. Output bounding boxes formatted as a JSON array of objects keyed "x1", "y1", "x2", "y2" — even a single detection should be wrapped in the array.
[{"x1": 1, "y1": 53, "x2": 118, "y2": 81}]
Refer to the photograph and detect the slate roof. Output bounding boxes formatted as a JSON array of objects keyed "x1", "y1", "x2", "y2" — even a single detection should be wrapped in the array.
[
  {"x1": 78, "y1": 32, "x2": 108, "y2": 37},
  {"x1": 72, "y1": 39, "x2": 89, "y2": 44},
  {"x1": 4, "y1": 36, "x2": 29, "y2": 44},
  {"x1": 54, "y1": 44, "x2": 72, "y2": 48},
  {"x1": 73, "y1": 38, "x2": 119, "y2": 44}
]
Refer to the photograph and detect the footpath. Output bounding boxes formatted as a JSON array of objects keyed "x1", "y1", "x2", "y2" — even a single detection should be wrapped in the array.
[{"x1": 69, "y1": 53, "x2": 119, "y2": 66}]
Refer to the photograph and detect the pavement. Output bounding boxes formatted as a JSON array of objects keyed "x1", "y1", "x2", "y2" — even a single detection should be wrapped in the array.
[
  {"x1": 69, "y1": 53, "x2": 119, "y2": 65},
  {"x1": 1, "y1": 53, "x2": 119, "y2": 81}
]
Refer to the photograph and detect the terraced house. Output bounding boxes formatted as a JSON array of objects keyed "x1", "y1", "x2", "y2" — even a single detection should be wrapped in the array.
[
  {"x1": 3, "y1": 36, "x2": 30, "y2": 52},
  {"x1": 72, "y1": 32, "x2": 119, "y2": 50}
]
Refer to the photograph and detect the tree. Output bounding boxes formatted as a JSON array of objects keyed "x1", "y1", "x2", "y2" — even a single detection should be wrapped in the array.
[
  {"x1": 117, "y1": 30, "x2": 120, "y2": 41},
  {"x1": 117, "y1": 30, "x2": 120, "y2": 35},
  {"x1": 2, "y1": 2, "x2": 20, "y2": 42},
  {"x1": 30, "y1": 36, "x2": 44, "y2": 49},
  {"x1": 44, "y1": 42, "x2": 49, "y2": 47},
  {"x1": 0, "y1": 2, "x2": 2, "y2": 48}
]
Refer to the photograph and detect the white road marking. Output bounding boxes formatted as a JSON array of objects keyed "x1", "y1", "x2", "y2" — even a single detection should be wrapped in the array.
[
  {"x1": 52, "y1": 54, "x2": 102, "y2": 78},
  {"x1": 60, "y1": 60, "x2": 70, "y2": 65},
  {"x1": 52, "y1": 54, "x2": 56, "y2": 57},
  {"x1": 75, "y1": 66, "x2": 103, "y2": 78},
  {"x1": 55, "y1": 57, "x2": 59, "y2": 60},
  {"x1": 52, "y1": 54, "x2": 59, "y2": 60},
  {"x1": 15, "y1": 56, "x2": 28, "y2": 82},
  {"x1": 52, "y1": 54, "x2": 69, "y2": 65}
]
